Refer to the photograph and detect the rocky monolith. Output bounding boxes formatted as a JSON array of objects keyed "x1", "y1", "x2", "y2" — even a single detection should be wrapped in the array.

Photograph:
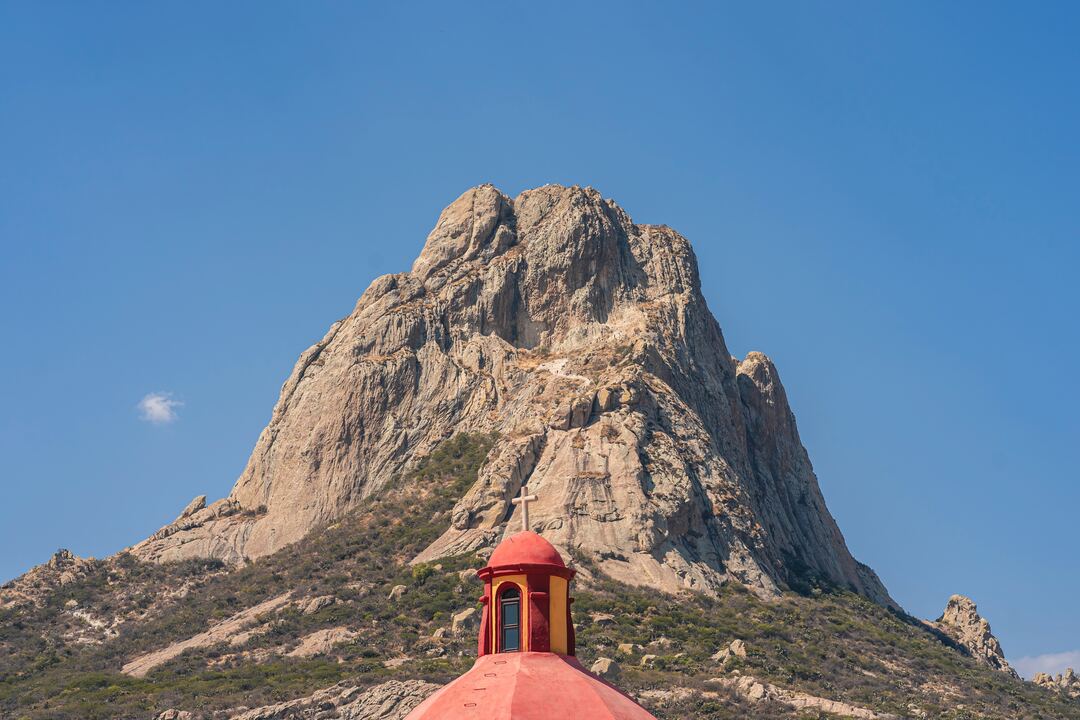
[{"x1": 129, "y1": 184, "x2": 892, "y2": 606}]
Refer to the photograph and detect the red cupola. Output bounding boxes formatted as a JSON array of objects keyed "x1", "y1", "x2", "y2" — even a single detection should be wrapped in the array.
[
  {"x1": 404, "y1": 529, "x2": 658, "y2": 720},
  {"x1": 476, "y1": 530, "x2": 575, "y2": 657},
  {"x1": 487, "y1": 531, "x2": 567, "y2": 569}
]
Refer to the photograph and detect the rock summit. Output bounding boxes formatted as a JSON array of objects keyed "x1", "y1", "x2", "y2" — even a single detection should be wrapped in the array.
[{"x1": 131, "y1": 184, "x2": 892, "y2": 605}]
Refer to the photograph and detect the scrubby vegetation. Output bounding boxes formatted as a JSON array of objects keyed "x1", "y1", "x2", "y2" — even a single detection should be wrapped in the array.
[
  {"x1": 573, "y1": 563, "x2": 1077, "y2": 719},
  {"x1": 0, "y1": 434, "x2": 494, "y2": 719},
  {"x1": 1, "y1": 432, "x2": 1077, "y2": 719}
]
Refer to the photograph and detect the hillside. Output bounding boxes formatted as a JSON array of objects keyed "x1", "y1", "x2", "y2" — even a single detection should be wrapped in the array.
[
  {"x1": 1, "y1": 434, "x2": 1076, "y2": 719},
  {"x1": 2, "y1": 186, "x2": 1076, "y2": 719}
]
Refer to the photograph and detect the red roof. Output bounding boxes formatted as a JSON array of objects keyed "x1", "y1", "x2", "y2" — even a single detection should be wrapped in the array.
[
  {"x1": 487, "y1": 531, "x2": 566, "y2": 569},
  {"x1": 404, "y1": 652, "x2": 657, "y2": 719}
]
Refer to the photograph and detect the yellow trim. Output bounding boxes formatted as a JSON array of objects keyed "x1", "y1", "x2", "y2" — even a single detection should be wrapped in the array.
[
  {"x1": 549, "y1": 575, "x2": 568, "y2": 654},
  {"x1": 492, "y1": 575, "x2": 527, "y2": 652}
]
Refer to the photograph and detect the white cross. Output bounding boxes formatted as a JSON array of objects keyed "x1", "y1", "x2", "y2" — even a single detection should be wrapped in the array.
[{"x1": 510, "y1": 485, "x2": 538, "y2": 532}]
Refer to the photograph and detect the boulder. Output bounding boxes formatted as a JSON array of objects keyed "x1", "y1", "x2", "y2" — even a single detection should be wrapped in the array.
[
  {"x1": 590, "y1": 657, "x2": 621, "y2": 680},
  {"x1": 286, "y1": 627, "x2": 357, "y2": 658},
  {"x1": 735, "y1": 676, "x2": 769, "y2": 702},
  {"x1": 712, "y1": 638, "x2": 748, "y2": 663},
  {"x1": 648, "y1": 637, "x2": 673, "y2": 651},
  {"x1": 451, "y1": 607, "x2": 478, "y2": 636},
  {"x1": 296, "y1": 595, "x2": 337, "y2": 615}
]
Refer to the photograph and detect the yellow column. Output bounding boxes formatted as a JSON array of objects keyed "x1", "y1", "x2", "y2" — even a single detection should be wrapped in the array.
[{"x1": 549, "y1": 575, "x2": 568, "y2": 655}]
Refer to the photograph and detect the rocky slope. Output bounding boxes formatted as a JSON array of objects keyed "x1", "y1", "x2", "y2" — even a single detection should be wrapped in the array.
[
  {"x1": 2, "y1": 435, "x2": 1076, "y2": 720},
  {"x1": 0, "y1": 549, "x2": 99, "y2": 610},
  {"x1": 227, "y1": 679, "x2": 439, "y2": 720},
  {"x1": 130, "y1": 184, "x2": 890, "y2": 606},
  {"x1": 151, "y1": 680, "x2": 438, "y2": 720},
  {"x1": 11, "y1": 185, "x2": 1072, "y2": 718}
]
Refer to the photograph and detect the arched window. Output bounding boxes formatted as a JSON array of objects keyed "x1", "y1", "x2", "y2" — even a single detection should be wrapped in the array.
[{"x1": 499, "y1": 585, "x2": 521, "y2": 652}]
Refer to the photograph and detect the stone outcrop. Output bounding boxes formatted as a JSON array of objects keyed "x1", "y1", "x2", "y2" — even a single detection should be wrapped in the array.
[
  {"x1": 132, "y1": 497, "x2": 253, "y2": 565},
  {"x1": 591, "y1": 657, "x2": 621, "y2": 680},
  {"x1": 450, "y1": 607, "x2": 478, "y2": 636},
  {"x1": 708, "y1": 675, "x2": 901, "y2": 719},
  {"x1": 129, "y1": 184, "x2": 893, "y2": 605},
  {"x1": 933, "y1": 594, "x2": 1018, "y2": 677},
  {"x1": 156, "y1": 711, "x2": 193, "y2": 720},
  {"x1": 0, "y1": 549, "x2": 98, "y2": 609},
  {"x1": 711, "y1": 638, "x2": 748, "y2": 663},
  {"x1": 230, "y1": 679, "x2": 440, "y2": 720},
  {"x1": 286, "y1": 626, "x2": 357, "y2": 658},
  {"x1": 121, "y1": 593, "x2": 293, "y2": 677},
  {"x1": 295, "y1": 595, "x2": 337, "y2": 615},
  {"x1": 1033, "y1": 668, "x2": 1080, "y2": 699}
]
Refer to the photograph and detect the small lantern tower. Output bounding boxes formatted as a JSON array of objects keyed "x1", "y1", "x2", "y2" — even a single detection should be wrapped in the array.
[
  {"x1": 476, "y1": 486, "x2": 575, "y2": 657},
  {"x1": 404, "y1": 486, "x2": 658, "y2": 719},
  {"x1": 477, "y1": 529, "x2": 576, "y2": 657}
]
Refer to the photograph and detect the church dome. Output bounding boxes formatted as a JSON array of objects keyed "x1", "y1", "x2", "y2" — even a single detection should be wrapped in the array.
[
  {"x1": 487, "y1": 530, "x2": 566, "y2": 570},
  {"x1": 404, "y1": 529, "x2": 658, "y2": 719},
  {"x1": 404, "y1": 652, "x2": 657, "y2": 719}
]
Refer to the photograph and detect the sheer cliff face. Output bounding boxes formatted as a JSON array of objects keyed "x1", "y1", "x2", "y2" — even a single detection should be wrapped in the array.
[{"x1": 131, "y1": 184, "x2": 892, "y2": 606}]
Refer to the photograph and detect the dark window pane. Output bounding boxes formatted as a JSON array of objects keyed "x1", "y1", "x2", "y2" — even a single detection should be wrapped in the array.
[
  {"x1": 498, "y1": 585, "x2": 522, "y2": 653},
  {"x1": 502, "y1": 626, "x2": 520, "y2": 651}
]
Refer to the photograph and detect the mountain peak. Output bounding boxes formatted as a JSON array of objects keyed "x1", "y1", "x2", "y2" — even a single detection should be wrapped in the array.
[{"x1": 129, "y1": 185, "x2": 892, "y2": 607}]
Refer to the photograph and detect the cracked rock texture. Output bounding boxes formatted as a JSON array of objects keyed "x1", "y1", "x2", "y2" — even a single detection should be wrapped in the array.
[
  {"x1": 934, "y1": 594, "x2": 1018, "y2": 677},
  {"x1": 129, "y1": 184, "x2": 892, "y2": 605}
]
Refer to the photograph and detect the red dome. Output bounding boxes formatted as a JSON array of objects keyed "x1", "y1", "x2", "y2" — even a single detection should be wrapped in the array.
[
  {"x1": 404, "y1": 652, "x2": 658, "y2": 719},
  {"x1": 487, "y1": 531, "x2": 566, "y2": 569}
]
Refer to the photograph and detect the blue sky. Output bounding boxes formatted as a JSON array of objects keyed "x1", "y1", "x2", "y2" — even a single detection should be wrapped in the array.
[{"x1": 1, "y1": 2, "x2": 1077, "y2": 676}]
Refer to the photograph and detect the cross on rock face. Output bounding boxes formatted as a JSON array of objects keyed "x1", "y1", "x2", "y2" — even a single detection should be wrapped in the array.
[{"x1": 510, "y1": 485, "x2": 538, "y2": 532}]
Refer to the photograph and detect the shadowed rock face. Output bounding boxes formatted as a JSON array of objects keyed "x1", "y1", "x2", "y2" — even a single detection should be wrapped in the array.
[{"x1": 129, "y1": 184, "x2": 892, "y2": 606}]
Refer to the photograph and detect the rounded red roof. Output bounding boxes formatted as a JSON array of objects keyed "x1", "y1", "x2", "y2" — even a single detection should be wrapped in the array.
[
  {"x1": 488, "y1": 531, "x2": 566, "y2": 569},
  {"x1": 404, "y1": 652, "x2": 657, "y2": 720}
]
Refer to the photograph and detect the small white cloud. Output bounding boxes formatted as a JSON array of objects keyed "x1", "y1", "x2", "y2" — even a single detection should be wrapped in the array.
[
  {"x1": 138, "y1": 392, "x2": 182, "y2": 424},
  {"x1": 1014, "y1": 649, "x2": 1080, "y2": 679}
]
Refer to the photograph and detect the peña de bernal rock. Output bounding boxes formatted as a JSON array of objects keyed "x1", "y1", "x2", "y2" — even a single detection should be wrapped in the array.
[
  {"x1": 3, "y1": 185, "x2": 1075, "y2": 719},
  {"x1": 130, "y1": 183, "x2": 891, "y2": 606}
]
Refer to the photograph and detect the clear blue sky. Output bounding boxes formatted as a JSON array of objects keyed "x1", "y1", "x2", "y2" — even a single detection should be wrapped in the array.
[{"x1": 1, "y1": 2, "x2": 1077, "y2": 676}]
